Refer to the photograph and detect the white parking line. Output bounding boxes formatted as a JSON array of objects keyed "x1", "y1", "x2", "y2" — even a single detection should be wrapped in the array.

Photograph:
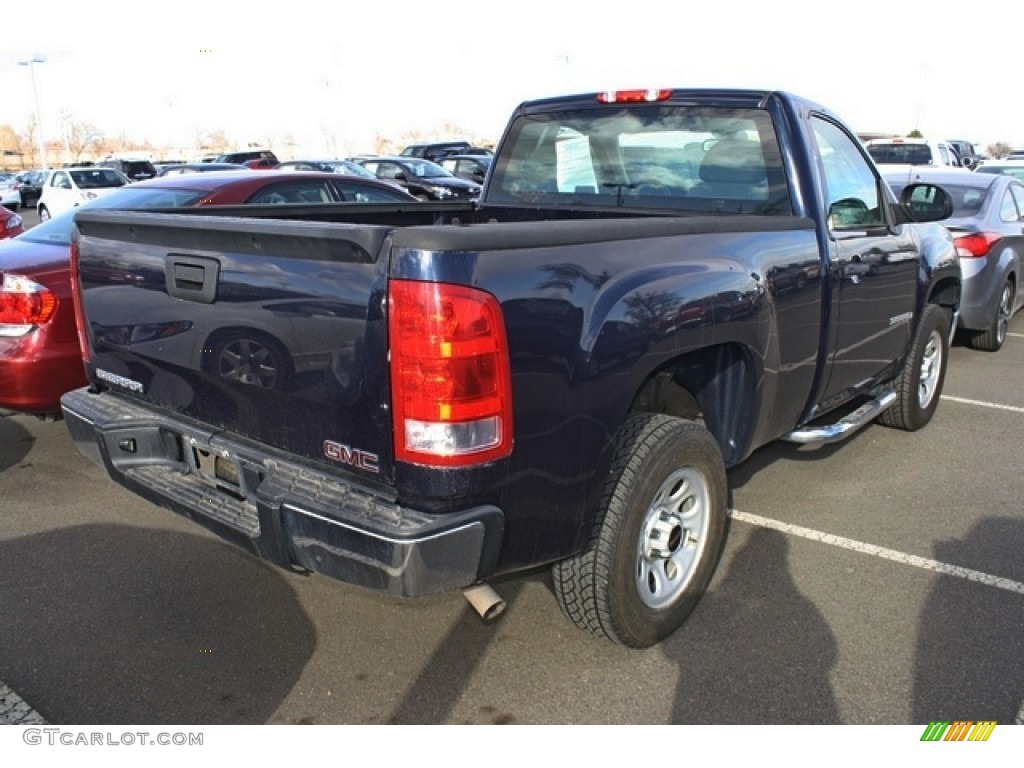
[
  {"x1": 941, "y1": 395, "x2": 1024, "y2": 414},
  {"x1": 729, "y1": 509, "x2": 1024, "y2": 595}
]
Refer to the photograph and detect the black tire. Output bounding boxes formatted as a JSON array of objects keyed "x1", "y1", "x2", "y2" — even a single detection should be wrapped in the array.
[
  {"x1": 206, "y1": 330, "x2": 291, "y2": 390},
  {"x1": 967, "y1": 279, "x2": 1013, "y2": 352},
  {"x1": 37, "y1": 205, "x2": 50, "y2": 222},
  {"x1": 552, "y1": 413, "x2": 728, "y2": 648},
  {"x1": 877, "y1": 303, "x2": 948, "y2": 431}
]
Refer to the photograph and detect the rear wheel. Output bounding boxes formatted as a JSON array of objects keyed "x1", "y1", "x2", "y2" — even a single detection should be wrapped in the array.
[
  {"x1": 878, "y1": 303, "x2": 948, "y2": 431},
  {"x1": 968, "y1": 279, "x2": 1013, "y2": 352},
  {"x1": 552, "y1": 413, "x2": 728, "y2": 648},
  {"x1": 38, "y1": 205, "x2": 50, "y2": 222}
]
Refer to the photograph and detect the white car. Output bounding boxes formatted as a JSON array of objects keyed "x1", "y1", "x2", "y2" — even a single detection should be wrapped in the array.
[
  {"x1": 37, "y1": 166, "x2": 127, "y2": 221},
  {"x1": 0, "y1": 174, "x2": 21, "y2": 211}
]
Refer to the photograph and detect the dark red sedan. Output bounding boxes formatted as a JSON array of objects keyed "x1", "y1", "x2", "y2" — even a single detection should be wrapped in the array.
[{"x1": 0, "y1": 171, "x2": 416, "y2": 416}]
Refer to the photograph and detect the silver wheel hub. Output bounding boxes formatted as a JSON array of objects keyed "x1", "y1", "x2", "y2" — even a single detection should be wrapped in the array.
[
  {"x1": 997, "y1": 284, "x2": 1012, "y2": 345},
  {"x1": 917, "y1": 329, "x2": 942, "y2": 409},
  {"x1": 635, "y1": 467, "x2": 710, "y2": 610}
]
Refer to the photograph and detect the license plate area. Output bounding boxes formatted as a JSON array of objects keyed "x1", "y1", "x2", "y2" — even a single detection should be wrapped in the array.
[{"x1": 187, "y1": 437, "x2": 246, "y2": 501}]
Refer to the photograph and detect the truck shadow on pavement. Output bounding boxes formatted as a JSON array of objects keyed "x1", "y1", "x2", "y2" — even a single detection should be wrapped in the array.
[
  {"x1": 912, "y1": 516, "x2": 1024, "y2": 723},
  {"x1": 665, "y1": 527, "x2": 841, "y2": 723},
  {"x1": 0, "y1": 523, "x2": 315, "y2": 724}
]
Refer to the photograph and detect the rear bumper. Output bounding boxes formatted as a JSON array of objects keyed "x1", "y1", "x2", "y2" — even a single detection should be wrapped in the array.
[{"x1": 60, "y1": 387, "x2": 504, "y2": 598}]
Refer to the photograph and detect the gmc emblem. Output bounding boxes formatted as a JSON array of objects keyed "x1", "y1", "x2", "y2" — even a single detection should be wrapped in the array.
[{"x1": 323, "y1": 440, "x2": 379, "y2": 474}]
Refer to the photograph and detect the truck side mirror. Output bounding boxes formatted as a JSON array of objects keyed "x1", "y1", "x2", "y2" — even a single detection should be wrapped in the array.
[{"x1": 897, "y1": 183, "x2": 953, "y2": 223}]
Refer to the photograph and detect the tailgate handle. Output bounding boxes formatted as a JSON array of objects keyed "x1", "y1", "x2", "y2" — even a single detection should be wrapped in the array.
[{"x1": 166, "y1": 254, "x2": 220, "y2": 304}]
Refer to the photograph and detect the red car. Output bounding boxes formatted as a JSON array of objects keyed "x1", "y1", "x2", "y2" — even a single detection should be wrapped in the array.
[
  {"x1": 0, "y1": 171, "x2": 416, "y2": 416},
  {"x1": 0, "y1": 205, "x2": 24, "y2": 240}
]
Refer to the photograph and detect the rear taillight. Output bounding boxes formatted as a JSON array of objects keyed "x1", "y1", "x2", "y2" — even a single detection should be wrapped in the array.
[
  {"x1": 69, "y1": 236, "x2": 91, "y2": 362},
  {"x1": 954, "y1": 232, "x2": 1001, "y2": 258},
  {"x1": 389, "y1": 279, "x2": 513, "y2": 466},
  {"x1": 0, "y1": 273, "x2": 57, "y2": 336}
]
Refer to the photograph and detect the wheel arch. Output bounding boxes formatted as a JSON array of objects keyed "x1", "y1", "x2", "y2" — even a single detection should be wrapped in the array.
[
  {"x1": 628, "y1": 342, "x2": 759, "y2": 466},
  {"x1": 926, "y1": 273, "x2": 961, "y2": 337}
]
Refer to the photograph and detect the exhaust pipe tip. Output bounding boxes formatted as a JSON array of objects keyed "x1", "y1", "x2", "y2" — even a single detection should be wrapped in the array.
[{"x1": 463, "y1": 583, "x2": 506, "y2": 622}]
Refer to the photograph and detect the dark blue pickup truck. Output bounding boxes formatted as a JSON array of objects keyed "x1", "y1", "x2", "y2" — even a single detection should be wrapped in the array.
[{"x1": 61, "y1": 89, "x2": 959, "y2": 647}]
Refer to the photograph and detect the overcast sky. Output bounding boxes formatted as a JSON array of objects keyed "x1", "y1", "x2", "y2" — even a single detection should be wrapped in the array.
[{"x1": 3, "y1": 0, "x2": 1022, "y2": 157}]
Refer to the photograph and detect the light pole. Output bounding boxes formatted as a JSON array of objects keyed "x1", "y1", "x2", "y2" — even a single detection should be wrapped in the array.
[{"x1": 18, "y1": 54, "x2": 47, "y2": 169}]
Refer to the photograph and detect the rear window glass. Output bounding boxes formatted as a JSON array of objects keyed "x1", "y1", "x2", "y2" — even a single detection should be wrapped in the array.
[
  {"x1": 888, "y1": 182, "x2": 989, "y2": 218},
  {"x1": 123, "y1": 161, "x2": 157, "y2": 177},
  {"x1": 71, "y1": 169, "x2": 127, "y2": 189},
  {"x1": 487, "y1": 105, "x2": 791, "y2": 215},
  {"x1": 867, "y1": 143, "x2": 933, "y2": 165}
]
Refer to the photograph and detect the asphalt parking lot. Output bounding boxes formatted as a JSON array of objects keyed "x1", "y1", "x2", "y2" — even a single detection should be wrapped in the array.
[{"x1": 0, "y1": 206, "x2": 1022, "y2": 725}]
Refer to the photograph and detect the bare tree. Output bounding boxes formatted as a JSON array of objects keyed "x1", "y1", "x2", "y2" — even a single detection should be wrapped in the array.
[
  {"x1": 193, "y1": 129, "x2": 230, "y2": 156},
  {"x1": 66, "y1": 121, "x2": 104, "y2": 164},
  {"x1": 373, "y1": 132, "x2": 400, "y2": 155},
  {"x1": 20, "y1": 116, "x2": 40, "y2": 167},
  {"x1": 985, "y1": 142, "x2": 1012, "y2": 159},
  {"x1": 0, "y1": 124, "x2": 26, "y2": 171}
]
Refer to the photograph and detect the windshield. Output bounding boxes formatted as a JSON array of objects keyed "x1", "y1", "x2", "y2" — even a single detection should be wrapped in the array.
[
  {"x1": 405, "y1": 160, "x2": 452, "y2": 178},
  {"x1": 329, "y1": 161, "x2": 378, "y2": 178},
  {"x1": 867, "y1": 143, "x2": 933, "y2": 165},
  {"x1": 70, "y1": 168, "x2": 127, "y2": 189},
  {"x1": 18, "y1": 186, "x2": 207, "y2": 246},
  {"x1": 487, "y1": 104, "x2": 791, "y2": 214}
]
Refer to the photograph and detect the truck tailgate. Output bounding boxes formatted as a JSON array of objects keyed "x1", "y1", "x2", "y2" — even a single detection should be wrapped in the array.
[{"x1": 73, "y1": 210, "x2": 395, "y2": 480}]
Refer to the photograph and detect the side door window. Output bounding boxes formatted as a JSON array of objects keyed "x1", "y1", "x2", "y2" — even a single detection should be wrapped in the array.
[
  {"x1": 811, "y1": 118, "x2": 885, "y2": 229},
  {"x1": 1010, "y1": 183, "x2": 1024, "y2": 220},
  {"x1": 336, "y1": 181, "x2": 404, "y2": 202},
  {"x1": 1000, "y1": 185, "x2": 1022, "y2": 222},
  {"x1": 246, "y1": 181, "x2": 335, "y2": 204},
  {"x1": 375, "y1": 163, "x2": 403, "y2": 181}
]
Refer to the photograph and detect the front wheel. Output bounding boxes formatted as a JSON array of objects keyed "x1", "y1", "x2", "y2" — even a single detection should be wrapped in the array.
[
  {"x1": 552, "y1": 413, "x2": 728, "y2": 648},
  {"x1": 878, "y1": 303, "x2": 948, "y2": 431}
]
